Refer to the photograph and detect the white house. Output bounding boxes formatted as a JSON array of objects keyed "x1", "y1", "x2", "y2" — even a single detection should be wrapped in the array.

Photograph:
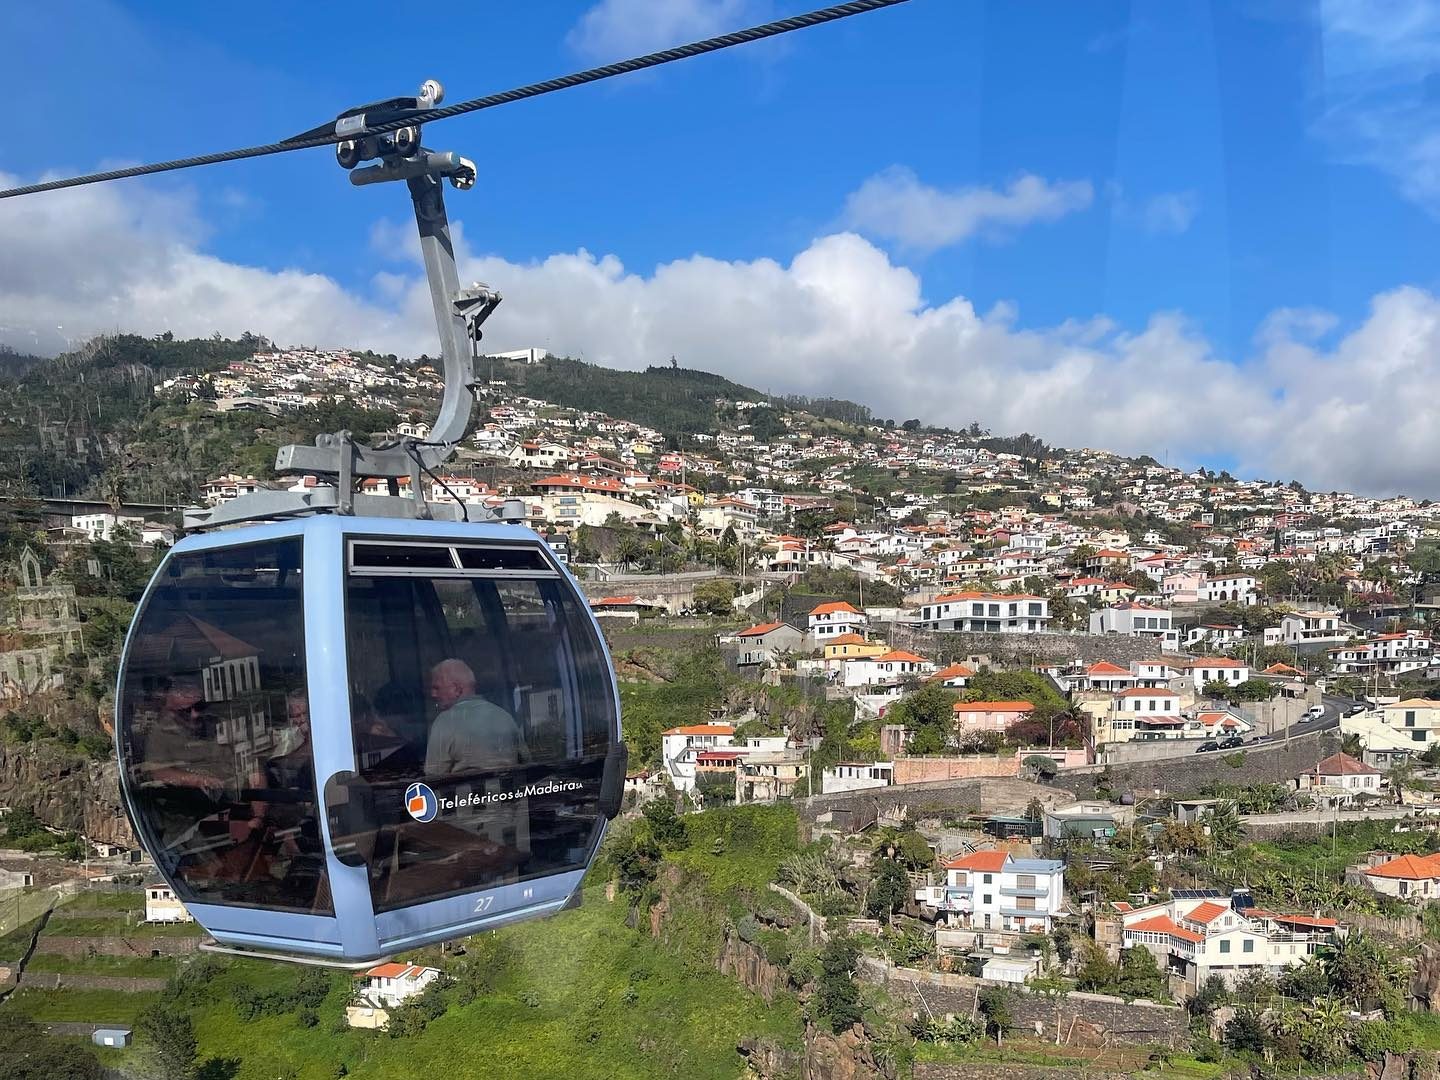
[
  {"x1": 914, "y1": 849, "x2": 1067, "y2": 934},
  {"x1": 1180, "y1": 657, "x2": 1251, "y2": 692},
  {"x1": 144, "y1": 882, "x2": 193, "y2": 924},
  {"x1": 1341, "y1": 698, "x2": 1440, "y2": 757},
  {"x1": 1185, "y1": 624, "x2": 1245, "y2": 650},
  {"x1": 507, "y1": 441, "x2": 571, "y2": 469},
  {"x1": 1298, "y1": 752, "x2": 1381, "y2": 802},
  {"x1": 929, "y1": 662, "x2": 975, "y2": 688},
  {"x1": 840, "y1": 650, "x2": 935, "y2": 688},
  {"x1": 1198, "y1": 574, "x2": 1258, "y2": 605},
  {"x1": 1264, "y1": 611, "x2": 1351, "y2": 648},
  {"x1": 1361, "y1": 852, "x2": 1440, "y2": 901},
  {"x1": 820, "y1": 761, "x2": 895, "y2": 794},
  {"x1": 1329, "y1": 632, "x2": 1434, "y2": 677},
  {"x1": 71, "y1": 512, "x2": 144, "y2": 541},
  {"x1": 660, "y1": 723, "x2": 736, "y2": 792},
  {"x1": 1093, "y1": 688, "x2": 1198, "y2": 745},
  {"x1": 1120, "y1": 894, "x2": 1338, "y2": 990},
  {"x1": 359, "y1": 963, "x2": 442, "y2": 1008},
  {"x1": 807, "y1": 601, "x2": 868, "y2": 640},
  {"x1": 916, "y1": 592, "x2": 1051, "y2": 633},
  {"x1": 1088, "y1": 603, "x2": 1179, "y2": 650}
]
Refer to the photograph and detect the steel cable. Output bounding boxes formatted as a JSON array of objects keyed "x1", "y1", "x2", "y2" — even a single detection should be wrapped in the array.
[{"x1": 0, "y1": 0, "x2": 908, "y2": 200}]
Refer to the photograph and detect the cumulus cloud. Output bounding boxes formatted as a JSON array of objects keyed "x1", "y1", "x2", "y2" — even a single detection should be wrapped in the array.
[
  {"x1": 1318, "y1": 0, "x2": 1440, "y2": 214},
  {"x1": 4, "y1": 172, "x2": 1440, "y2": 499},
  {"x1": 567, "y1": 0, "x2": 758, "y2": 62},
  {"x1": 842, "y1": 167, "x2": 1094, "y2": 252}
]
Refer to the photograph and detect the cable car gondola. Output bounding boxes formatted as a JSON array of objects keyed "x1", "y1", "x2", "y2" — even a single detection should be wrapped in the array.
[{"x1": 116, "y1": 517, "x2": 624, "y2": 962}]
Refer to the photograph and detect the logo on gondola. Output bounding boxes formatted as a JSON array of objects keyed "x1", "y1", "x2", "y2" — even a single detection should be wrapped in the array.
[{"x1": 405, "y1": 782, "x2": 438, "y2": 823}]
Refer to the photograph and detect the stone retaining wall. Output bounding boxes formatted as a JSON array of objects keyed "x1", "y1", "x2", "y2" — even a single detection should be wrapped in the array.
[
  {"x1": 33, "y1": 935, "x2": 200, "y2": 958},
  {"x1": 915, "y1": 1065, "x2": 1129, "y2": 1080},
  {"x1": 18, "y1": 971, "x2": 168, "y2": 992},
  {"x1": 1050, "y1": 732, "x2": 1341, "y2": 799},
  {"x1": 859, "y1": 957, "x2": 1189, "y2": 1049},
  {"x1": 883, "y1": 625, "x2": 1167, "y2": 668}
]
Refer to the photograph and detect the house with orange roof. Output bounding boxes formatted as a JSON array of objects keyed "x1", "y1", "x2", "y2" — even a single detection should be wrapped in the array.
[
  {"x1": 914, "y1": 849, "x2": 1067, "y2": 936},
  {"x1": 1120, "y1": 893, "x2": 1339, "y2": 990},
  {"x1": 821, "y1": 633, "x2": 887, "y2": 662},
  {"x1": 806, "y1": 600, "x2": 868, "y2": 640},
  {"x1": 726, "y1": 620, "x2": 805, "y2": 666},
  {"x1": 1361, "y1": 851, "x2": 1440, "y2": 901},
  {"x1": 928, "y1": 662, "x2": 975, "y2": 688},
  {"x1": 347, "y1": 962, "x2": 443, "y2": 1027},
  {"x1": 916, "y1": 591, "x2": 1051, "y2": 634}
]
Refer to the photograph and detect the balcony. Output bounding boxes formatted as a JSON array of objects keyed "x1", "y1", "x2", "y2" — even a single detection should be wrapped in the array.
[{"x1": 1000, "y1": 884, "x2": 1049, "y2": 898}]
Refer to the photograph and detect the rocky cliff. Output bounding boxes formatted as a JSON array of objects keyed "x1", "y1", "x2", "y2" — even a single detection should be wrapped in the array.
[{"x1": 0, "y1": 741, "x2": 134, "y2": 847}]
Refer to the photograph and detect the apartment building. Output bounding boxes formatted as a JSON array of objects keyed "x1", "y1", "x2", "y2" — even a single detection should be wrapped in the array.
[{"x1": 914, "y1": 849, "x2": 1067, "y2": 934}]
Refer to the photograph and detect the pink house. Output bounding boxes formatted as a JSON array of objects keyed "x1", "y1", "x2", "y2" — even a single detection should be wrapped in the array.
[{"x1": 952, "y1": 700, "x2": 1035, "y2": 734}]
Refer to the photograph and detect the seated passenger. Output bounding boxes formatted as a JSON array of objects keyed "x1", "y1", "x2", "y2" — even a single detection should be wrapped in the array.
[{"x1": 425, "y1": 658, "x2": 530, "y2": 776}]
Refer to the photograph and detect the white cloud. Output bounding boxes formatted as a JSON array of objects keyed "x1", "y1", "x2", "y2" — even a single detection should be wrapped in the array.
[
  {"x1": 1139, "y1": 191, "x2": 1199, "y2": 235},
  {"x1": 1108, "y1": 184, "x2": 1199, "y2": 235},
  {"x1": 4, "y1": 172, "x2": 1440, "y2": 499},
  {"x1": 842, "y1": 167, "x2": 1094, "y2": 252},
  {"x1": 567, "y1": 0, "x2": 758, "y2": 62},
  {"x1": 1318, "y1": 0, "x2": 1440, "y2": 214}
]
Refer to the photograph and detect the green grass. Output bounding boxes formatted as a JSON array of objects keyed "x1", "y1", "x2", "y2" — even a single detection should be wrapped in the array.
[
  {"x1": 668, "y1": 803, "x2": 801, "y2": 898},
  {"x1": 0, "y1": 914, "x2": 46, "y2": 960},
  {"x1": 56, "y1": 890, "x2": 144, "y2": 914},
  {"x1": 0, "y1": 888, "x2": 60, "y2": 942},
  {"x1": 7, "y1": 986, "x2": 161, "y2": 1024},
  {"x1": 40, "y1": 914, "x2": 200, "y2": 936},
  {"x1": 25, "y1": 952, "x2": 178, "y2": 977},
  {"x1": 171, "y1": 889, "x2": 801, "y2": 1080}
]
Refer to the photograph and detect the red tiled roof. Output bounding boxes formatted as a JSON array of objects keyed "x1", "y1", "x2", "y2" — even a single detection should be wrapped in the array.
[
  {"x1": 952, "y1": 701, "x2": 1036, "y2": 713},
  {"x1": 810, "y1": 601, "x2": 861, "y2": 616},
  {"x1": 1270, "y1": 913, "x2": 1339, "y2": 929},
  {"x1": 1126, "y1": 914, "x2": 1204, "y2": 944},
  {"x1": 1185, "y1": 901, "x2": 1229, "y2": 924},
  {"x1": 943, "y1": 850, "x2": 1009, "y2": 872},
  {"x1": 1087, "y1": 662, "x2": 1133, "y2": 676},
  {"x1": 874, "y1": 650, "x2": 926, "y2": 663},
  {"x1": 1366, "y1": 853, "x2": 1440, "y2": 880},
  {"x1": 737, "y1": 621, "x2": 787, "y2": 638},
  {"x1": 1312, "y1": 752, "x2": 1380, "y2": 777},
  {"x1": 930, "y1": 663, "x2": 976, "y2": 681}
]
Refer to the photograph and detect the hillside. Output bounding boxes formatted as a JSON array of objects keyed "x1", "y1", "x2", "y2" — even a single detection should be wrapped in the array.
[{"x1": 493, "y1": 355, "x2": 769, "y2": 436}]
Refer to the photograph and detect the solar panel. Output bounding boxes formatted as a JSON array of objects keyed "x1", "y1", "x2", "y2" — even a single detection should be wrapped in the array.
[{"x1": 1171, "y1": 889, "x2": 1224, "y2": 900}]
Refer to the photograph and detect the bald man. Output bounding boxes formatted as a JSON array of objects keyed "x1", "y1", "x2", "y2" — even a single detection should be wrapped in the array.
[{"x1": 425, "y1": 658, "x2": 530, "y2": 776}]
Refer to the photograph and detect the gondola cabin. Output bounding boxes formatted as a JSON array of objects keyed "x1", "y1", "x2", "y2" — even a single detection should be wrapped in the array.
[{"x1": 115, "y1": 516, "x2": 625, "y2": 962}]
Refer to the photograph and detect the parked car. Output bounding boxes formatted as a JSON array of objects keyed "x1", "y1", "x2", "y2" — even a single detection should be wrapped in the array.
[
  {"x1": 1349, "y1": 703, "x2": 1368, "y2": 715},
  {"x1": 1219, "y1": 736, "x2": 1245, "y2": 749},
  {"x1": 1196, "y1": 740, "x2": 1221, "y2": 753}
]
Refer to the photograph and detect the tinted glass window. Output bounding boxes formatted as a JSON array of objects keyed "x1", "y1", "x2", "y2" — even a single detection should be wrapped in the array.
[
  {"x1": 343, "y1": 547, "x2": 615, "y2": 912},
  {"x1": 118, "y1": 539, "x2": 330, "y2": 914}
]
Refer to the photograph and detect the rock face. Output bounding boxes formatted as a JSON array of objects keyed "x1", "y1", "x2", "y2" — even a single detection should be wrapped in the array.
[
  {"x1": 739, "y1": 1037, "x2": 801, "y2": 1079},
  {"x1": 719, "y1": 933, "x2": 789, "y2": 1003},
  {"x1": 0, "y1": 741, "x2": 134, "y2": 847},
  {"x1": 802, "y1": 1024, "x2": 888, "y2": 1080},
  {"x1": 1413, "y1": 944, "x2": 1440, "y2": 1013}
]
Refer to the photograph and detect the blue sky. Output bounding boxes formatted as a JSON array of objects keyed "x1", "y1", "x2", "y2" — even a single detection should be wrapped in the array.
[{"x1": 4, "y1": 0, "x2": 1440, "y2": 497}]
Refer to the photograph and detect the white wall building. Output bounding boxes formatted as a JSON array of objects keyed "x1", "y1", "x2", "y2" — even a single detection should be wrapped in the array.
[
  {"x1": 1088, "y1": 603, "x2": 1179, "y2": 650},
  {"x1": 916, "y1": 592, "x2": 1051, "y2": 633},
  {"x1": 914, "y1": 849, "x2": 1067, "y2": 934},
  {"x1": 144, "y1": 882, "x2": 193, "y2": 923},
  {"x1": 820, "y1": 761, "x2": 895, "y2": 794}
]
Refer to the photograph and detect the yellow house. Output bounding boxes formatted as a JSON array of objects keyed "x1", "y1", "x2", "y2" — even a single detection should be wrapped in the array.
[{"x1": 822, "y1": 633, "x2": 887, "y2": 661}]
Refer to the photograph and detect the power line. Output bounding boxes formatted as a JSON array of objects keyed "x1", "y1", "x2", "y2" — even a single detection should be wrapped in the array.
[{"x1": 0, "y1": 0, "x2": 909, "y2": 201}]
